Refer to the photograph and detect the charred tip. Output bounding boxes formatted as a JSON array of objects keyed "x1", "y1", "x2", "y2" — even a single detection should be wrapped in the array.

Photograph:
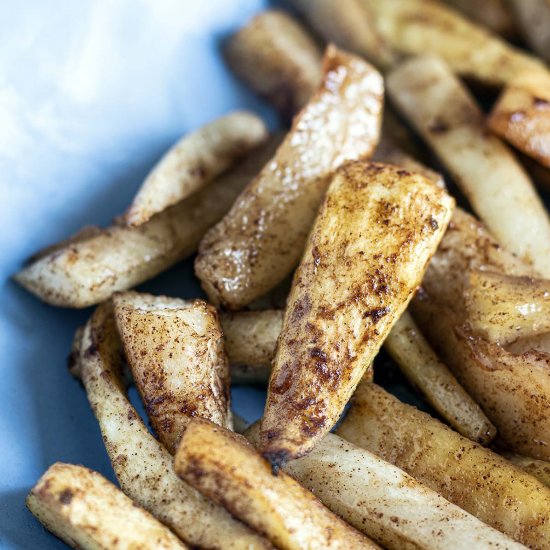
[{"x1": 262, "y1": 450, "x2": 290, "y2": 476}]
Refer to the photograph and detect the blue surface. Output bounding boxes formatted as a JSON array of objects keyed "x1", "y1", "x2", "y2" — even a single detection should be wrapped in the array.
[{"x1": 0, "y1": 2, "x2": 272, "y2": 547}]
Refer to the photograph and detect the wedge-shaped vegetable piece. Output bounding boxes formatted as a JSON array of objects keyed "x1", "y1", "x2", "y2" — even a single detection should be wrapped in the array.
[
  {"x1": 507, "y1": 0, "x2": 550, "y2": 62},
  {"x1": 260, "y1": 161, "x2": 454, "y2": 465},
  {"x1": 245, "y1": 425, "x2": 522, "y2": 550},
  {"x1": 288, "y1": 0, "x2": 396, "y2": 68},
  {"x1": 196, "y1": 46, "x2": 384, "y2": 310},
  {"x1": 502, "y1": 453, "x2": 550, "y2": 488},
  {"x1": 337, "y1": 381, "x2": 550, "y2": 549},
  {"x1": 465, "y1": 270, "x2": 550, "y2": 344},
  {"x1": 124, "y1": 112, "x2": 268, "y2": 226},
  {"x1": 224, "y1": 11, "x2": 322, "y2": 120},
  {"x1": 385, "y1": 311, "x2": 495, "y2": 443},
  {"x1": 113, "y1": 291, "x2": 231, "y2": 454},
  {"x1": 441, "y1": 0, "x2": 516, "y2": 37},
  {"x1": 388, "y1": 56, "x2": 550, "y2": 277},
  {"x1": 27, "y1": 462, "x2": 187, "y2": 550},
  {"x1": 221, "y1": 309, "x2": 283, "y2": 385},
  {"x1": 15, "y1": 138, "x2": 279, "y2": 308},
  {"x1": 175, "y1": 418, "x2": 377, "y2": 550},
  {"x1": 359, "y1": 0, "x2": 545, "y2": 86},
  {"x1": 488, "y1": 71, "x2": 550, "y2": 169},
  {"x1": 80, "y1": 304, "x2": 271, "y2": 549}
]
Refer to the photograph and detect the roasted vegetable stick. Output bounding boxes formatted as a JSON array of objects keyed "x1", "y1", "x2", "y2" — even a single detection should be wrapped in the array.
[
  {"x1": 502, "y1": 453, "x2": 550, "y2": 488},
  {"x1": 245, "y1": 425, "x2": 523, "y2": 550},
  {"x1": 80, "y1": 304, "x2": 271, "y2": 549},
  {"x1": 488, "y1": 71, "x2": 550, "y2": 169},
  {"x1": 288, "y1": 0, "x2": 396, "y2": 68},
  {"x1": 465, "y1": 270, "x2": 550, "y2": 344},
  {"x1": 506, "y1": 0, "x2": 550, "y2": 63},
  {"x1": 15, "y1": 137, "x2": 279, "y2": 308},
  {"x1": 175, "y1": 419, "x2": 377, "y2": 550},
  {"x1": 196, "y1": 46, "x2": 383, "y2": 310},
  {"x1": 337, "y1": 382, "x2": 550, "y2": 549},
  {"x1": 224, "y1": 11, "x2": 322, "y2": 120},
  {"x1": 260, "y1": 162, "x2": 454, "y2": 465},
  {"x1": 388, "y1": 56, "x2": 550, "y2": 277},
  {"x1": 27, "y1": 463, "x2": 187, "y2": 550},
  {"x1": 385, "y1": 311, "x2": 495, "y2": 443},
  {"x1": 113, "y1": 291, "x2": 232, "y2": 454},
  {"x1": 359, "y1": 0, "x2": 546, "y2": 86},
  {"x1": 221, "y1": 309, "x2": 283, "y2": 385}
]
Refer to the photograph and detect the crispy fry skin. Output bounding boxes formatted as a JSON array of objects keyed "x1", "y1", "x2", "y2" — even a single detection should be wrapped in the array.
[
  {"x1": 224, "y1": 11, "x2": 322, "y2": 120},
  {"x1": 337, "y1": 382, "x2": 550, "y2": 549},
  {"x1": 507, "y1": 0, "x2": 550, "y2": 62},
  {"x1": 359, "y1": 0, "x2": 545, "y2": 86},
  {"x1": 175, "y1": 419, "x2": 377, "y2": 550},
  {"x1": 260, "y1": 162, "x2": 454, "y2": 465},
  {"x1": 488, "y1": 71, "x2": 550, "y2": 169},
  {"x1": 80, "y1": 304, "x2": 271, "y2": 549},
  {"x1": 412, "y1": 208, "x2": 550, "y2": 459},
  {"x1": 15, "y1": 138, "x2": 280, "y2": 308},
  {"x1": 220, "y1": 309, "x2": 283, "y2": 385},
  {"x1": 195, "y1": 46, "x2": 384, "y2": 310},
  {"x1": 288, "y1": 0, "x2": 396, "y2": 68},
  {"x1": 245, "y1": 425, "x2": 522, "y2": 550},
  {"x1": 113, "y1": 291, "x2": 231, "y2": 454},
  {"x1": 388, "y1": 56, "x2": 550, "y2": 277},
  {"x1": 465, "y1": 270, "x2": 550, "y2": 344},
  {"x1": 502, "y1": 453, "x2": 550, "y2": 488},
  {"x1": 385, "y1": 311, "x2": 496, "y2": 443},
  {"x1": 440, "y1": 0, "x2": 516, "y2": 36},
  {"x1": 27, "y1": 463, "x2": 187, "y2": 550}
]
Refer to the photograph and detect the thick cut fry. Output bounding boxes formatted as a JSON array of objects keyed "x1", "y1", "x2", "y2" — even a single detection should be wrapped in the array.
[
  {"x1": 388, "y1": 56, "x2": 550, "y2": 277},
  {"x1": 502, "y1": 453, "x2": 550, "y2": 488},
  {"x1": 507, "y1": 0, "x2": 550, "y2": 62},
  {"x1": 337, "y1": 382, "x2": 550, "y2": 549},
  {"x1": 27, "y1": 463, "x2": 187, "y2": 550},
  {"x1": 385, "y1": 311, "x2": 495, "y2": 443},
  {"x1": 488, "y1": 71, "x2": 550, "y2": 169},
  {"x1": 196, "y1": 46, "x2": 384, "y2": 310},
  {"x1": 80, "y1": 304, "x2": 271, "y2": 549},
  {"x1": 224, "y1": 11, "x2": 322, "y2": 120},
  {"x1": 288, "y1": 0, "x2": 396, "y2": 68},
  {"x1": 15, "y1": 138, "x2": 280, "y2": 308},
  {"x1": 260, "y1": 162, "x2": 454, "y2": 465},
  {"x1": 175, "y1": 419, "x2": 377, "y2": 550},
  {"x1": 245, "y1": 425, "x2": 523, "y2": 550},
  {"x1": 220, "y1": 310, "x2": 283, "y2": 385},
  {"x1": 124, "y1": 112, "x2": 268, "y2": 226},
  {"x1": 359, "y1": 0, "x2": 546, "y2": 86},
  {"x1": 113, "y1": 291, "x2": 231, "y2": 454},
  {"x1": 465, "y1": 270, "x2": 550, "y2": 344}
]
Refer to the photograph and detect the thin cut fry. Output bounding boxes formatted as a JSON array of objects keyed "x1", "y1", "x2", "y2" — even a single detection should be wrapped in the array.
[
  {"x1": 174, "y1": 418, "x2": 378, "y2": 550},
  {"x1": 337, "y1": 381, "x2": 550, "y2": 549},
  {"x1": 27, "y1": 462, "x2": 187, "y2": 550},
  {"x1": 388, "y1": 55, "x2": 550, "y2": 277},
  {"x1": 502, "y1": 452, "x2": 550, "y2": 488}
]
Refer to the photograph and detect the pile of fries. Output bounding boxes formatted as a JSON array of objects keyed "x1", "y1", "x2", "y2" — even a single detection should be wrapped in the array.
[{"x1": 19, "y1": 1, "x2": 550, "y2": 548}]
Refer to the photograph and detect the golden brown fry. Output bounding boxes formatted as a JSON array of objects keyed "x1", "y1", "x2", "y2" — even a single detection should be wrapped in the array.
[
  {"x1": 337, "y1": 381, "x2": 550, "y2": 549},
  {"x1": 288, "y1": 0, "x2": 396, "y2": 68},
  {"x1": 385, "y1": 311, "x2": 496, "y2": 443},
  {"x1": 27, "y1": 463, "x2": 187, "y2": 550},
  {"x1": 245, "y1": 424, "x2": 523, "y2": 550},
  {"x1": 221, "y1": 309, "x2": 283, "y2": 385},
  {"x1": 388, "y1": 56, "x2": 550, "y2": 277},
  {"x1": 14, "y1": 137, "x2": 280, "y2": 308},
  {"x1": 502, "y1": 452, "x2": 550, "y2": 488},
  {"x1": 465, "y1": 270, "x2": 550, "y2": 344},
  {"x1": 196, "y1": 46, "x2": 383, "y2": 310},
  {"x1": 488, "y1": 71, "x2": 550, "y2": 169},
  {"x1": 260, "y1": 162, "x2": 454, "y2": 465},
  {"x1": 175, "y1": 418, "x2": 377, "y2": 550},
  {"x1": 80, "y1": 304, "x2": 271, "y2": 549},
  {"x1": 506, "y1": 0, "x2": 550, "y2": 62},
  {"x1": 113, "y1": 291, "x2": 232, "y2": 454},
  {"x1": 224, "y1": 10, "x2": 322, "y2": 120},
  {"x1": 359, "y1": 0, "x2": 546, "y2": 86}
]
